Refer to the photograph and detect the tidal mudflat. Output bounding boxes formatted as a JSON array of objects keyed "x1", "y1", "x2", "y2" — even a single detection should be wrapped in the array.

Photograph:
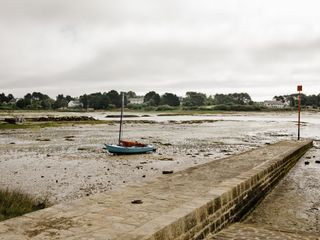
[{"x1": 0, "y1": 111, "x2": 319, "y2": 206}]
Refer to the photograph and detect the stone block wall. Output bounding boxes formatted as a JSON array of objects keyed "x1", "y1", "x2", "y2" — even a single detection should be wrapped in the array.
[{"x1": 133, "y1": 141, "x2": 313, "y2": 240}]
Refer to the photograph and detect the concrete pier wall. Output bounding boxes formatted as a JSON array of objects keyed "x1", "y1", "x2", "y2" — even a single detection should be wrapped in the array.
[{"x1": 125, "y1": 140, "x2": 313, "y2": 240}]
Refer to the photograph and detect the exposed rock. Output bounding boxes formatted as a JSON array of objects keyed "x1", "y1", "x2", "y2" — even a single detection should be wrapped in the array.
[
  {"x1": 162, "y1": 170, "x2": 174, "y2": 174},
  {"x1": 4, "y1": 117, "x2": 25, "y2": 124},
  {"x1": 36, "y1": 138, "x2": 50, "y2": 141},
  {"x1": 106, "y1": 115, "x2": 139, "y2": 118},
  {"x1": 77, "y1": 147, "x2": 90, "y2": 151},
  {"x1": 159, "y1": 157, "x2": 174, "y2": 161},
  {"x1": 29, "y1": 116, "x2": 95, "y2": 122}
]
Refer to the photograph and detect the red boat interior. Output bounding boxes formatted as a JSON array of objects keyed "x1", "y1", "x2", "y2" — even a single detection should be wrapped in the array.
[{"x1": 120, "y1": 140, "x2": 147, "y2": 147}]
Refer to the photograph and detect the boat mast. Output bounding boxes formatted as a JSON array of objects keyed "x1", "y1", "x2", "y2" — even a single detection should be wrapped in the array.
[{"x1": 118, "y1": 92, "x2": 125, "y2": 145}]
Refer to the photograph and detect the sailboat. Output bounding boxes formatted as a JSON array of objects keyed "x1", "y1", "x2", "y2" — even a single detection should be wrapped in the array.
[{"x1": 105, "y1": 93, "x2": 156, "y2": 154}]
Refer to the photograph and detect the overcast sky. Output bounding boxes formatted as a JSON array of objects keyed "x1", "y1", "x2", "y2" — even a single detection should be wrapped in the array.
[{"x1": 1, "y1": 0, "x2": 320, "y2": 100}]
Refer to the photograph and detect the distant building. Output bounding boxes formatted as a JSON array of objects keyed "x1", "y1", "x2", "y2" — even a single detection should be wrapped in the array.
[
  {"x1": 1, "y1": 98, "x2": 17, "y2": 105},
  {"x1": 68, "y1": 100, "x2": 82, "y2": 108},
  {"x1": 128, "y1": 97, "x2": 144, "y2": 105},
  {"x1": 8, "y1": 98, "x2": 17, "y2": 104},
  {"x1": 263, "y1": 100, "x2": 289, "y2": 109}
]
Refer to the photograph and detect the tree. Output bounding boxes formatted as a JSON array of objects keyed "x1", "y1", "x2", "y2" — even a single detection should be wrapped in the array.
[
  {"x1": 23, "y1": 93, "x2": 32, "y2": 106},
  {"x1": 144, "y1": 91, "x2": 161, "y2": 106},
  {"x1": 80, "y1": 94, "x2": 88, "y2": 109},
  {"x1": 160, "y1": 93, "x2": 180, "y2": 106},
  {"x1": 53, "y1": 94, "x2": 68, "y2": 109},
  {"x1": 0, "y1": 93, "x2": 6, "y2": 103},
  {"x1": 65, "y1": 95, "x2": 73, "y2": 102},
  {"x1": 126, "y1": 91, "x2": 137, "y2": 98},
  {"x1": 79, "y1": 92, "x2": 109, "y2": 109},
  {"x1": 0, "y1": 93, "x2": 14, "y2": 103},
  {"x1": 214, "y1": 93, "x2": 251, "y2": 105},
  {"x1": 41, "y1": 98, "x2": 54, "y2": 109},
  {"x1": 16, "y1": 99, "x2": 26, "y2": 109},
  {"x1": 182, "y1": 92, "x2": 206, "y2": 106},
  {"x1": 7, "y1": 94, "x2": 14, "y2": 101},
  {"x1": 106, "y1": 90, "x2": 121, "y2": 108},
  {"x1": 273, "y1": 95, "x2": 285, "y2": 102},
  {"x1": 31, "y1": 92, "x2": 49, "y2": 101},
  {"x1": 205, "y1": 95, "x2": 215, "y2": 105}
]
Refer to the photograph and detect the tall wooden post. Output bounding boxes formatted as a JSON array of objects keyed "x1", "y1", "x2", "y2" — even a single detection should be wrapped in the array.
[
  {"x1": 118, "y1": 92, "x2": 125, "y2": 145},
  {"x1": 297, "y1": 85, "x2": 302, "y2": 140}
]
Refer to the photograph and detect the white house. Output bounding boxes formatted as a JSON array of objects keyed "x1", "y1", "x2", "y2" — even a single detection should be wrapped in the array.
[
  {"x1": 128, "y1": 97, "x2": 144, "y2": 105},
  {"x1": 68, "y1": 100, "x2": 83, "y2": 108},
  {"x1": 263, "y1": 100, "x2": 289, "y2": 109}
]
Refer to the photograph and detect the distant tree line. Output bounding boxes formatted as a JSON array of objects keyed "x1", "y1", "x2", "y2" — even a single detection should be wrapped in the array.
[
  {"x1": 274, "y1": 94, "x2": 320, "y2": 108},
  {"x1": 1, "y1": 90, "x2": 320, "y2": 111}
]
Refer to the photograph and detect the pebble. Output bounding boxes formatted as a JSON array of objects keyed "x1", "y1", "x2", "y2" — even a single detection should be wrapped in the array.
[
  {"x1": 78, "y1": 147, "x2": 88, "y2": 151},
  {"x1": 162, "y1": 143, "x2": 172, "y2": 146},
  {"x1": 162, "y1": 170, "x2": 174, "y2": 174},
  {"x1": 36, "y1": 138, "x2": 51, "y2": 141},
  {"x1": 159, "y1": 157, "x2": 173, "y2": 161},
  {"x1": 131, "y1": 199, "x2": 143, "y2": 204}
]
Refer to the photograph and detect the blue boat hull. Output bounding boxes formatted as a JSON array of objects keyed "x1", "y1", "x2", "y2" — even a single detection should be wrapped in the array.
[{"x1": 105, "y1": 144, "x2": 156, "y2": 154}]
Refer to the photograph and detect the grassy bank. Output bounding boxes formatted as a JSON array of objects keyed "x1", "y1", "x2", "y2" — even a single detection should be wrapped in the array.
[{"x1": 0, "y1": 189, "x2": 47, "y2": 221}]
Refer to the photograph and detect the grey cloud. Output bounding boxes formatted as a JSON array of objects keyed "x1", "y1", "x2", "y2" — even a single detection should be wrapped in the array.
[{"x1": 1, "y1": 0, "x2": 320, "y2": 100}]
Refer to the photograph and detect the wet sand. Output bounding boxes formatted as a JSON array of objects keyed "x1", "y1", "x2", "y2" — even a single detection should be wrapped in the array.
[{"x1": 0, "y1": 112, "x2": 319, "y2": 207}]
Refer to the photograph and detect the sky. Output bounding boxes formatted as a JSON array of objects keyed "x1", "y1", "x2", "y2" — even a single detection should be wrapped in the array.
[{"x1": 1, "y1": 0, "x2": 320, "y2": 101}]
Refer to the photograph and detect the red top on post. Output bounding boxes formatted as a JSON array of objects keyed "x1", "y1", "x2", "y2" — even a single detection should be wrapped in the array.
[{"x1": 297, "y1": 85, "x2": 302, "y2": 92}]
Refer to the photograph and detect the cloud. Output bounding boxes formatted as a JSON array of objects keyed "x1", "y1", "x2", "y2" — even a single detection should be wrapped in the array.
[{"x1": 0, "y1": 0, "x2": 320, "y2": 100}]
